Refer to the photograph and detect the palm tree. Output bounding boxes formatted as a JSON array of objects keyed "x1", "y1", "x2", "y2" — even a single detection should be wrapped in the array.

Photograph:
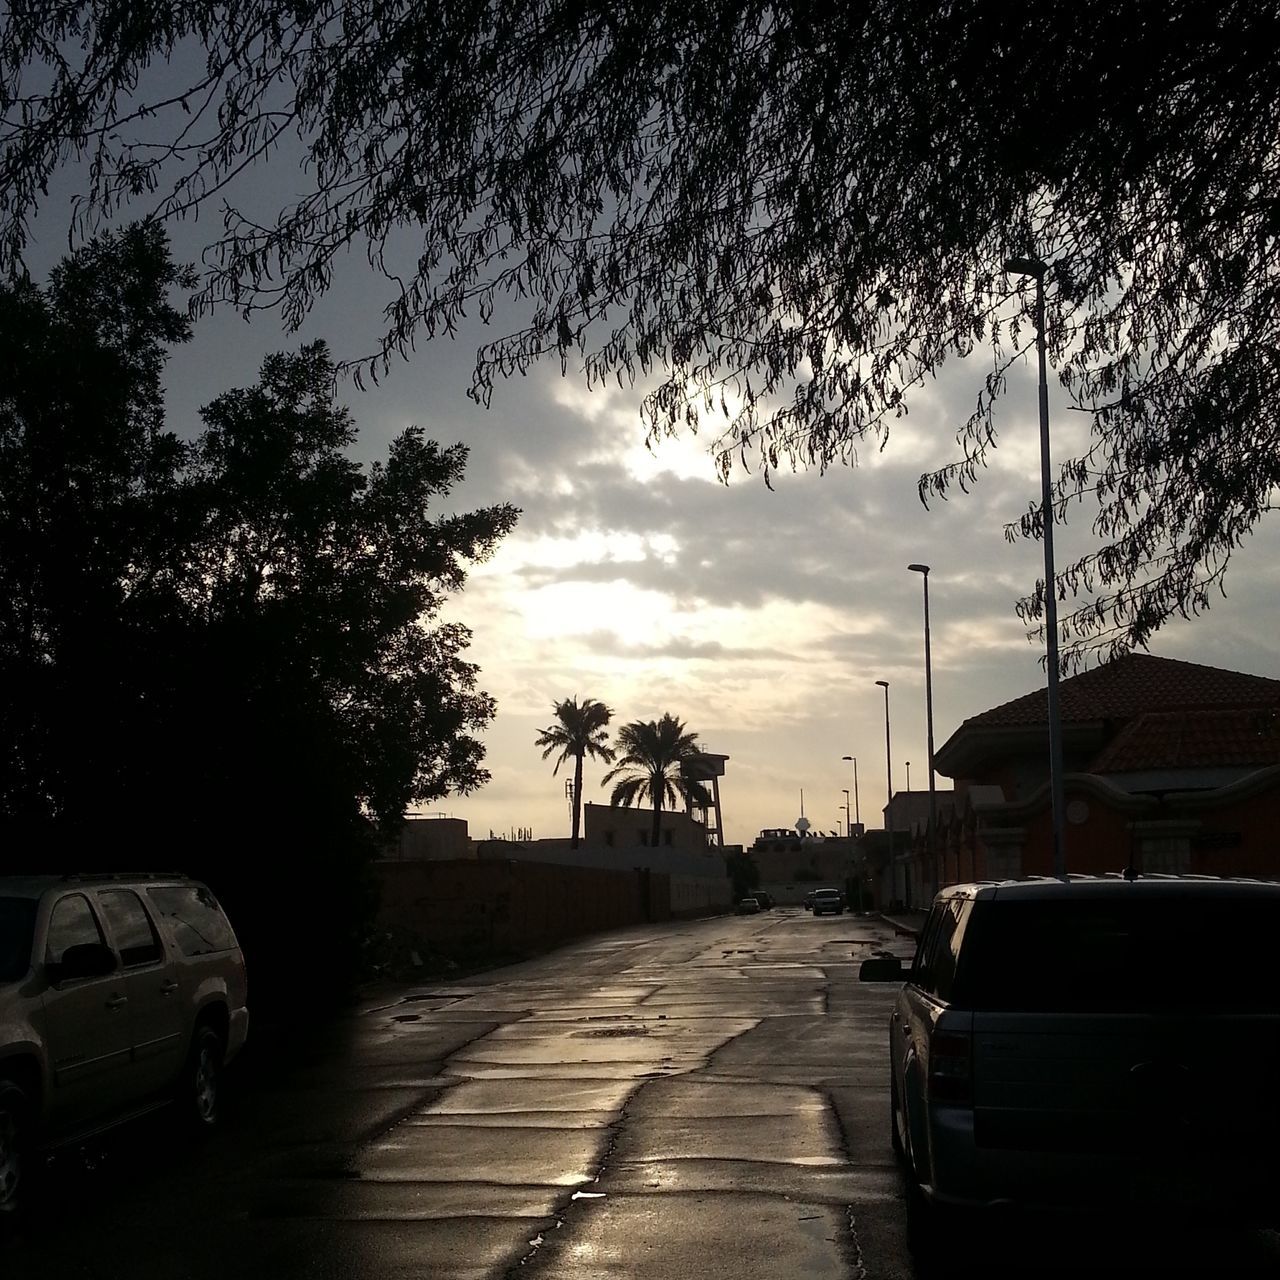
[
  {"x1": 536, "y1": 697, "x2": 615, "y2": 848},
  {"x1": 602, "y1": 713, "x2": 709, "y2": 849}
]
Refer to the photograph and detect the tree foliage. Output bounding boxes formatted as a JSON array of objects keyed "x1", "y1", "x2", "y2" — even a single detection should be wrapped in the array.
[
  {"x1": 0, "y1": 225, "x2": 518, "y2": 987},
  {"x1": 603, "y1": 713, "x2": 709, "y2": 848},
  {"x1": 535, "y1": 696, "x2": 614, "y2": 849},
  {"x1": 3, "y1": 2, "x2": 1279, "y2": 658}
]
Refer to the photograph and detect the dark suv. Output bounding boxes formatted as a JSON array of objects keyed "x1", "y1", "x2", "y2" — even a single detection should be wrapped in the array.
[
  {"x1": 0, "y1": 873, "x2": 249, "y2": 1216},
  {"x1": 881, "y1": 877, "x2": 1280, "y2": 1223}
]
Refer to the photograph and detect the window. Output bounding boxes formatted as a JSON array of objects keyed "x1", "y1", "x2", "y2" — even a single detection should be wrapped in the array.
[
  {"x1": 147, "y1": 885, "x2": 235, "y2": 957},
  {"x1": 45, "y1": 894, "x2": 105, "y2": 965},
  {"x1": 98, "y1": 890, "x2": 164, "y2": 967},
  {"x1": 954, "y1": 896, "x2": 1280, "y2": 1012},
  {"x1": 909, "y1": 900, "x2": 971, "y2": 1001},
  {"x1": 1140, "y1": 837, "x2": 1191, "y2": 876},
  {"x1": 910, "y1": 904, "x2": 945, "y2": 991}
]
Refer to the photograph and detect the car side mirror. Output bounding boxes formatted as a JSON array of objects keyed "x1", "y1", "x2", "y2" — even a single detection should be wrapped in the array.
[
  {"x1": 858, "y1": 951, "x2": 903, "y2": 982},
  {"x1": 47, "y1": 942, "x2": 118, "y2": 984}
]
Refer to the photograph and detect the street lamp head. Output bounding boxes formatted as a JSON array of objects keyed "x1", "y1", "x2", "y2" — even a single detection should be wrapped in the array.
[
  {"x1": 875, "y1": 679, "x2": 889, "y2": 689},
  {"x1": 907, "y1": 563, "x2": 930, "y2": 575},
  {"x1": 1004, "y1": 255, "x2": 1046, "y2": 279},
  {"x1": 841, "y1": 755, "x2": 855, "y2": 762}
]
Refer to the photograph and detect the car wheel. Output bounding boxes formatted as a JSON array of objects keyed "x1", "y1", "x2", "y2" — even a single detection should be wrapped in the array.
[
  {"x1": 179, "y1": 1024, "x2": 225, "y2": 1133},
  {"x1": 890, "y1": 1071, "x2": 906, "y2": 1162},
  {"x1": 0, "y1": 1079, "x2": 33, "y2": 1218}
]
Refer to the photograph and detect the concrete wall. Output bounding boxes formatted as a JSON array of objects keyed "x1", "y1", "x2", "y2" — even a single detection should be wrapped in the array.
[{"x1": 375, "y1": 857, "x2": 678, "y2": 957}]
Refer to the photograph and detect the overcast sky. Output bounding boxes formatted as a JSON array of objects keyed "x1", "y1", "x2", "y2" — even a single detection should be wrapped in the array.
[
  {"x1": 134, "y1": 260, "x2": 1280, "y2": 850},
  {"x1": 23, "y1": 140, "x2": 1280, "y2": 849}
]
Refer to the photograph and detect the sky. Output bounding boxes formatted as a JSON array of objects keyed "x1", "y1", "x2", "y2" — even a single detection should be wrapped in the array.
[
  {"x1": 19, "y1": 87, "x2": 1280, "y2": 851},
  {"x1": 138, "y1": 271, "x2": 1280, "y2": 850}
]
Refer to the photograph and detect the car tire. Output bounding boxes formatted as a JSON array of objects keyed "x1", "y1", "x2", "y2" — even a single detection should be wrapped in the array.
[
  {"x1": 0, "y1": 1079, "x2": 34, "y2": 1220},
  {"x1": 178, "y1": 1024, "x2": 225, "y2": 1134},
  {"x1": 890, "y1": 1072, "x2": 906, "y2": 1162}
]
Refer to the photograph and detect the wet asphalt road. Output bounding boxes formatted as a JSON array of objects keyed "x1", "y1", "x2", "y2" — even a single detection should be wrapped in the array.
[{"x1": 5, "y1": 909, "x2": 1280, "y2": 1277}]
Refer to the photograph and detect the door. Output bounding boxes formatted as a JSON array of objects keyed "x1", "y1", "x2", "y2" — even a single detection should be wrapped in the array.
[
  {"x1": 39, "y1": 892, "x2": 134, "y2": 1129},
  {"x1": 96, "y1": 889, "x2": 185, "y2": 1097}
]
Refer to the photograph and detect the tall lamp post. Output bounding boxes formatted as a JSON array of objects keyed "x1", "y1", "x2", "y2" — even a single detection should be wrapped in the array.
[
  {"x1": 842, "y1": 789, "x2": 852, "y2": 838},
  {"x1": 1004, "y1": 256, "x2": 1067, "y2": 880},
  {"x1": 876, "y1": 680, "x2": 900, "y2": 906},
  {"x1": 908, "y1": 563, "x2": 940, "y2": 897},
  {"x1": 841, "y1": 755, "x2": 860, "y2": 831}
]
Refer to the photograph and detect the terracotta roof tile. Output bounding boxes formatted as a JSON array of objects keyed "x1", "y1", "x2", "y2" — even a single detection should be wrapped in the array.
[
  {"x1": 1090, "y1": 707, "x2": 1280, "y2": 772},
  {"x1": 966, "y1": 654, "x2": 1280, "y2": 729}
]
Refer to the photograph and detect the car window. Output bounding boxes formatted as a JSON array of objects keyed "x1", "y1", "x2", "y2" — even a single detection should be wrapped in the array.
[
  {"x1": 98, "y1": 890, "x2": 165, "y2": 967},
  {"x1": 146, "y1": 885, "x2": 235, "y2": 956},
  {"x1": 916, "y1": 901, "x2": 960, "y2": 998},
  {"x1": 0, "y1": 897, "x2": 38, "y2": 981},
  {"x1": 910, "y1": 904, "x2": 945, "y2": 991},
  {"x1": 954, "y1": 896, "x2": 1280, "y2": 1012},
  {"x1": 929, "y1": 900, "x2": 972, "y2": 1001},
  {"x1": 45, "y1": 893, "x2": 106, "y2": 964}
]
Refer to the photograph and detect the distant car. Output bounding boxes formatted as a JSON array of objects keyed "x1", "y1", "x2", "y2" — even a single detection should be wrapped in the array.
[
  {"x1": 876, "y1": 877, "x2": 1280, "y2": 1229},
  {"x1": 752, "y1": 891, "x2": 775, "y2": 910},
  {"x1": 803, "y1": 891, "x2": 815, "y2": 911},
  {"x1": 811, "y1": 889, "x2": 843, "y2": 916},
  {"x1": 0, "y1": 873, "x2": 249, "y2": 1217},
  {"x1": 736, "y1": 897, "x2": 761, "y2": 915}
]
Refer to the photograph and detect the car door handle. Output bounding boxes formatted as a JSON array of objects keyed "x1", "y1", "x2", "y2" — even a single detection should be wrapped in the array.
[
  {"x1": 159, "y1": 981, "x2": 179, "y2": 996},
  {"x1": 105, "y1": 994, "x2": 128, "y2": 1011}
]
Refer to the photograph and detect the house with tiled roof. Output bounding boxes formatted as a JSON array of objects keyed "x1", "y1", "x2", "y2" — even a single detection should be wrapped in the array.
[{"x1": 928, "y1": 653, "x2": 1280, "y2": 886}]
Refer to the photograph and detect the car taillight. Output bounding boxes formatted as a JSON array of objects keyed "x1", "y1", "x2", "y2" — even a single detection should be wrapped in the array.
[{"x1": 928, "y1": 1032, "x2": 973, "y2": 1105}]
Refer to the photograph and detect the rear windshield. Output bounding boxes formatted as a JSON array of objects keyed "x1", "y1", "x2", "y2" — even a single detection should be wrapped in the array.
[
  {"x1": 0, "y1": 897, "x2": 38, "y2": 982},
  {"x1": 954, "y1": 897, "x2": 1280, "y2": 1013}
]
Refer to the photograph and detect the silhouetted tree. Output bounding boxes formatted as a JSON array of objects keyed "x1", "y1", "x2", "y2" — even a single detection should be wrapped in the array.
[
  {"x1": 3, "y1": 4, "x2": 1278, "y2": 659},
  {"x1": 535, "y1": 696, "x2": 614, "y2": 849},
  {"x1": 0, "y1": 226, "x2": 519, "y2": 993},
  {"x1": 603, "y1": 714, "x2": 708, "y2": 849}
]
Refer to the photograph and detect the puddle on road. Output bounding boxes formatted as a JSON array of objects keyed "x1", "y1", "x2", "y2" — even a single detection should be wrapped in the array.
[{"x1": 572, "y1": 1026, "x2": 651, "y2": 1039}]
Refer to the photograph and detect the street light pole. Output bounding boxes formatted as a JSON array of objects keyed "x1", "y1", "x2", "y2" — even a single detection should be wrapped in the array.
[
  {"x1": 842, "y1": 789, "x2": 852, "y2": 838},
  {"x1": 841, "y1": 755, "x2": 861, "y2": 830},
  {"x1": 908, "y1": 563, "x2": 940, "y2": 897},
  {"x1": 906, "y1": 761, "x2": 911, "y2": 793},
  {"x1": 1004, "y1": 256, "x2": 1067, "y2": 880},
  {"x1": 876, "y1": 680, "x2": 901, "y2": 906}
]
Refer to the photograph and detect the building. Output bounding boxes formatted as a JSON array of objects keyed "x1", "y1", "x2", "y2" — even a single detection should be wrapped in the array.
[
  {"x1": 932, "y1": 653, "x2": 1280, "y2": 882},
  {"x1": 385, "y1": 816, "x2": 473, "y2": 861},
  {"x1": 581, "y1": 801, "x2": 711, "y2": 854}
]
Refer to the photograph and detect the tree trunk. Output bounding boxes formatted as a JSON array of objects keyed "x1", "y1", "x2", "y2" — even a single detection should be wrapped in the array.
[{"x1": 571, "y1": 751, "x2": 584, "y2": 848}]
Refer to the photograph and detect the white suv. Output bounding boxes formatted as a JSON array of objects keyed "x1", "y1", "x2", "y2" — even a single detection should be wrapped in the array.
[
  {"x1": 0, "y1": 873, "x2": 249, "y2": 1215},
  {"x1": 881, "y1": 877, "x2": 1280, "y2": 1225}
]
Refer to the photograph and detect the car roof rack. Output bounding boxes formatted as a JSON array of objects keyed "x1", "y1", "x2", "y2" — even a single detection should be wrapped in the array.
[{"x1": 59, "y1": 871, "x2": 186, "y2": 882}]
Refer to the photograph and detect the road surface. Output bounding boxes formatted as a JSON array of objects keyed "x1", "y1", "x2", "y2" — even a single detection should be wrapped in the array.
[{"x1": 5, "y1": 909, "x2": 1277, "y2": 1276}]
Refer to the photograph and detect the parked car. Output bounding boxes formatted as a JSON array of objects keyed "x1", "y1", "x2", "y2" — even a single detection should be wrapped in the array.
[
  {"x1": 736, "y1": 897, "x2": 761, "y2": 915},
  {"x1": 810, "y1": 888, "x2": 843, "y2": 916},
  {"x1": 875, "y1": 877, "x2": 1280, "y2": 1228},
  {"x1": 0, "y1": 873, "x2": 249, "y2": 1216},
  {"x1": 752, "y1": 891, "x2": 775, "y2": 910}
]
